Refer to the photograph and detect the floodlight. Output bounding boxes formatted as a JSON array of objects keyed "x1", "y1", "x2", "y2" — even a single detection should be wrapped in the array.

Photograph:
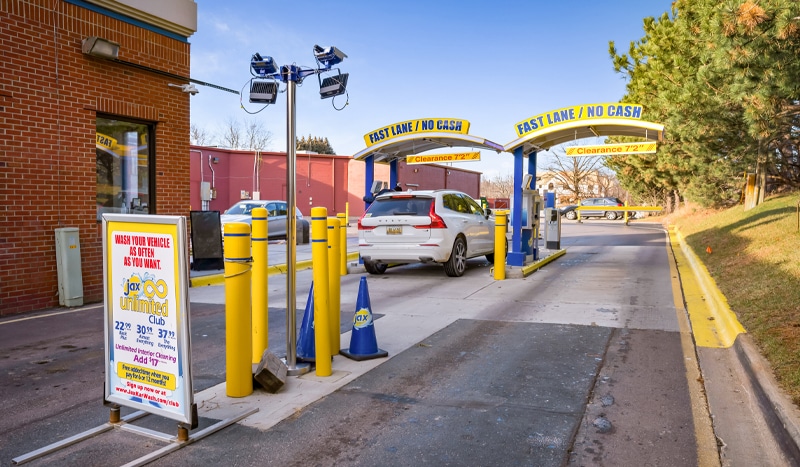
[
  {"x1": 251, "y1": 53, "x2": 278, "y2": 76},
  {"x1": 313, "y1": 45, "x2": 347, "y2": 67},
  {"x1": 82, "y1": 36, "x2": 119, "y2": 59},
  {"x1": 319, "y1": 72, "x2": 348, "y2": 99},
  {"x1": 250, "y1": 79, "x2": 279, "y2": 104}
]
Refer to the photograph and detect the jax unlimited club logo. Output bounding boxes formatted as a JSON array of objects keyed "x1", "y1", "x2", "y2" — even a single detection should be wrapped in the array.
[{"x1": 121, "y1": 272, "x2": 167, "y2": 299}]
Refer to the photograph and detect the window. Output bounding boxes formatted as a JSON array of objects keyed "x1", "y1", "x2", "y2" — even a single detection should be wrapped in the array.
[
  {"x1": 96, "y1": 116, "x2": 155, "y2": 221},
  {"x1": 461, "y1": 195, "x2": 485, "y2": 216}
]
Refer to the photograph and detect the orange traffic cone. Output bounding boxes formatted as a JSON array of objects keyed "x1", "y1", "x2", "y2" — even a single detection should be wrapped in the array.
[
  {"x1": 340, "y1": 276, "x2": 388, "y2": 361},
  {"x1": 706, "y1": 246, "x2": 712, "y2": 255}
]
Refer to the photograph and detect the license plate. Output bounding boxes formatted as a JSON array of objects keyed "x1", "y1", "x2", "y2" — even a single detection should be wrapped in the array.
[{"x1": 386, "y1": 226, "x2": 402, "y2": 235}]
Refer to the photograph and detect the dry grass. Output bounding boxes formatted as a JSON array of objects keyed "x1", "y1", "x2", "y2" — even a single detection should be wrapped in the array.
[{"x1": 663, "y1": 192, "x2": 800, "y2": 405}]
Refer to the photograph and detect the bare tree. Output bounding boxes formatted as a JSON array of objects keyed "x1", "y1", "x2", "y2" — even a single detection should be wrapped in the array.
[
  {"x1": 217, "y1": 116, "x2": 243, "y2": 149},
  {"x1": 545, "y1": 141, "x2": 606, "y2": 202},
  {"x1": 480, "y1": 172, "x2": 515, "y2": 198},
  {"x1": 244, "y1": 119, "x2": 273, "y2": 151},
  {"x1": 190, "y1": 124, "x2": 212, "y2": 146}
]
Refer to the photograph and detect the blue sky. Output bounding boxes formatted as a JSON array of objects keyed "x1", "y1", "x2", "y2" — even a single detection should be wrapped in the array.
[{"x1": 189, "y1": 1, "x2": 673, "y2": 178}]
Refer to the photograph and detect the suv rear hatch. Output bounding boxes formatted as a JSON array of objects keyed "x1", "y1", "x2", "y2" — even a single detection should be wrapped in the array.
[{"x1": 359, "y1": 195, "x2": 437, "y2": 244}]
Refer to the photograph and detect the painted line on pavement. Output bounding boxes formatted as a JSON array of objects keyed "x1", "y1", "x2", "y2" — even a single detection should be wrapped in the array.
[{"x1": 665, "y1": 228, "x2": 720, "y2": 467}]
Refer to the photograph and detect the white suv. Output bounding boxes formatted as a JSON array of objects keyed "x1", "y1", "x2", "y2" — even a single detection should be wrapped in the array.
[{"x1": 358, "y1": 190, "x2": 501, "y2": 277}]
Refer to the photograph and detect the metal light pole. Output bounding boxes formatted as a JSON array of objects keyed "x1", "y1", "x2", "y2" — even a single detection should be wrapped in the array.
[
  {"x1": 283, "y1": 73, "x2": 308, "y2": 376},
  {"x1": 246, "y1": 47, "x2": 349, "y2": 376}
]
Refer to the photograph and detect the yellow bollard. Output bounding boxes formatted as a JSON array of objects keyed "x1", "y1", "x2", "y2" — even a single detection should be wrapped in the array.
[
  {"x1": 337, "y1": 212, "x2": 348, "y2": 276},
  {"x1": 311, "y1": 207, "x2": 332, "y2": 376},
  {"x1": 345, "y1": 202, "x2": 350, "y2": 226},
  {"x1": 577, "y1": 199, "x2": 582, "y2": 223},
  {"x1": 624, "y1": 200, "x2": 629, "y2": 225},
  {"x1": 251, "y1": 207, "x2": 268, "y2": 364},
  {"x1": 224, "y1": 222, "x2": 253, "y2": 397},
  {"x1": 494, "y1": 210, "x2": 507, "y2": 280},
  {"x1": 327, "y1": 217, "x2": 342, "y2": 355}
]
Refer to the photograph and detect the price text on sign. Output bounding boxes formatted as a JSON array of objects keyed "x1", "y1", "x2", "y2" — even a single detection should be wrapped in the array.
[
  {"x1": 406, "y1": 152, "x2": 481, "y2": 165},
  {"x1": 565, "y1": 142, "x2": 657, "y2": 157}
]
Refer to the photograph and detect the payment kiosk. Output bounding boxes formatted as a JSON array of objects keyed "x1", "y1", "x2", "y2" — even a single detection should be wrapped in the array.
[
  {"x1": 543, "y1": 207, "x2": 561, "y2": 250},
  {"x1": 519, "y1": 174, "x2": 541, "y2": 261}
]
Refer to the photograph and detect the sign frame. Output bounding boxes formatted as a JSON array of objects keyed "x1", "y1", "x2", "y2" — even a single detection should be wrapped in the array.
[
  {"x1": 102, "y1": 214, "x2": 196, "y2": 426},
  {"x1": 405, "y1": 151, "x2": 481, "y2": 165}
]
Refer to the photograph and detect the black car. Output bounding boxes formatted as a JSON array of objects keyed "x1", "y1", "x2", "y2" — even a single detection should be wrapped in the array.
[{"x1": 559, "y1": 197, "x2": 627, "y2": 220}]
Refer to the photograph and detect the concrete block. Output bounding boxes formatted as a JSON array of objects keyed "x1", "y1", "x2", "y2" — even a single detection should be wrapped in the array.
[{"x1": 253, "y1": 349, "x2": 287, "y2": 393}]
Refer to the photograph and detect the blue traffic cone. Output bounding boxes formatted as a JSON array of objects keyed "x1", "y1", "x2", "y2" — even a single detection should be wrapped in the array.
[
  {"x1": 340, "y1": 276, "x2": 388, "y2": 361},
  {"x1": 296, "y1": 282, "x2": 315, "y2": 362}
]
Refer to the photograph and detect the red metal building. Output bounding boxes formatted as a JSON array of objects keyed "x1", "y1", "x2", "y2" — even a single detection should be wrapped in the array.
[{"x1": 189, "y1": 145, "x2": 483, "y2": 218}]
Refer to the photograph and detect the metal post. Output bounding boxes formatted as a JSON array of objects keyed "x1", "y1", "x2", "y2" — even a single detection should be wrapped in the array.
[
  {"x1": 223, "y1": 222, "x2": 253, "y2": 397},
  {"x1": 251, "y1": 207, "x2": 268, "y2": 363},
  {"x1": 285, "y1": 76, "x2": 310, "y2": 376}
]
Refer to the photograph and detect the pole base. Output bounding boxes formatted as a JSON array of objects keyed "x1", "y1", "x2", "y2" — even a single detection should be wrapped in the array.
[{"x1": 283, "y1": 359, "x2": 310, "y2": 376}]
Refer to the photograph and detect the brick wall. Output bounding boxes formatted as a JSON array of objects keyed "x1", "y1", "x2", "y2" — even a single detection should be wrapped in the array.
[{"x1": 0, "y1": 0, "x2": 191, "y2": 315}]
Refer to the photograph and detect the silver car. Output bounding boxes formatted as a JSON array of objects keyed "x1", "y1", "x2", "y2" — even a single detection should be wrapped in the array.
[{"x1": 220, "y1": 200, "x2": 303, "y2": 238}]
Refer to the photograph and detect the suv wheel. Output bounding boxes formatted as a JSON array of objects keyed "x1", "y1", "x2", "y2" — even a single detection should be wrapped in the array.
[
  {"x1": 444, "y1": 237, "x2": 467, "y2": 277},
  {"x1": 605, "y1": 211, "x2": 618, "y2": 220},
  {"x1": 364, "y1": 259, "x2": 387, "y2": 275},
  {"x1": 485, "y1": 239, "x2": 508, "y2": 263},
  {"x1": 565, "y1": 210, "x2": 577, "y2": 220}
]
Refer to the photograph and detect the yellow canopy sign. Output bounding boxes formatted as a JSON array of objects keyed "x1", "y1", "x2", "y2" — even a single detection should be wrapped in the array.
[
  {"x1": 406, "y1": 152, "x2": 481, "y2": 165},
  {"x1": 565, "y1": 142, "x2": 656, "y2": 157},
  {"x1": 364, "y1": 118, "x2": 470, "y2": 147},
  {"x1": 514, "y1": 103, "x2": 644, "y2": 138}
]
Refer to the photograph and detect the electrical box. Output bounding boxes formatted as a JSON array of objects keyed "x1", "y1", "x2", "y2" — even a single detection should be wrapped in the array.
[
  {"x1": 55, "y1": 228, "x2": 83, "y2": 307},
  {"x1": 200, "y1": 181, "x2": 211, "y2": 201}
]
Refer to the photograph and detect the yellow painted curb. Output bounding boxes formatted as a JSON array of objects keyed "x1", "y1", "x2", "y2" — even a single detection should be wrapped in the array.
[
  {"x1": 669, "y1": 226, "x2": 746, "y2": 348},
  {"x1": 517, "y1": 249, "x2": 566, "y2": 277},
  {"x1": 190, "y1": 252, "x2": 360, "y2": 288}
]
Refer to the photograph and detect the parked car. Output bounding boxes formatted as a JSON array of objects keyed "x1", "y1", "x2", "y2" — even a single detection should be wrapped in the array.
[
  {"x1": 358, "y1": 190, "x2": 503, "y2": 277},
  {"x1": 220, "y1": 200, "x2": 304, "y2": 238},
  {"x1": 559, "y1": 197, "x2": 626, "y2": 220}
]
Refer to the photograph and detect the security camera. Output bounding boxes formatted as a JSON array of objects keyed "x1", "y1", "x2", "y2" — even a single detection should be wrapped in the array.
[{"x1": 168, "y1": 83, "x2": 199, "y2": 95}]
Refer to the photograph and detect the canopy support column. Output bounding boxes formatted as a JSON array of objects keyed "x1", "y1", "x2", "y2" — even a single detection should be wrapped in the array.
[
  {"x1": 390, "y1": 159, "x2": 398, "y2": 190},
  {"x1": 363, "y1": 154, "x2": 374, "y2": 210},
  {"x1": 507, "y1": 146, "x2": 525, "y2": 266}
]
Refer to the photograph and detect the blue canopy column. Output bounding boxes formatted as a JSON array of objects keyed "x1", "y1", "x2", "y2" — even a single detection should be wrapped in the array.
[{"x1": 507, "y1": 147, "x2": 537, "y2": 266}]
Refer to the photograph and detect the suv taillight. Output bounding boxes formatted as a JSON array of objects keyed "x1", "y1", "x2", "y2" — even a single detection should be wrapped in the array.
[
  {"x1": 357, "y1": 213, "x2": 375, "y2": 231},
  {"x1": 417, "y1": 202, "x2": 447, "y2": 229}
]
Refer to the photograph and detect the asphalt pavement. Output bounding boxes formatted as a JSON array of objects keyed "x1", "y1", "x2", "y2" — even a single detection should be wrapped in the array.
[{"x1": 4, "y1": 221, "x2": 800, "y2": 466}]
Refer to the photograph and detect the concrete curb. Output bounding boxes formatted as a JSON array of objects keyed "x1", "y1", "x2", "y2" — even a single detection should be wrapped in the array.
[
  {"x1": 672, "y1": 225, "x2": 800, "y2": 460},
  {"x1": 673, "y1": 228, "x2": 746, "y2": 347},
  {"x1": 734, "y1": 334, "x2": 800, "y2": 462},
  {"x1": 505, "y1": 248, "x2": 566, "y2": 279}
]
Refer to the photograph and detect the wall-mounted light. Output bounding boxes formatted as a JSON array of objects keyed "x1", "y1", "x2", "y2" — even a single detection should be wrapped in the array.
[{"x1": 81, "y1": 36, "x2": 119, "y2": 60}]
